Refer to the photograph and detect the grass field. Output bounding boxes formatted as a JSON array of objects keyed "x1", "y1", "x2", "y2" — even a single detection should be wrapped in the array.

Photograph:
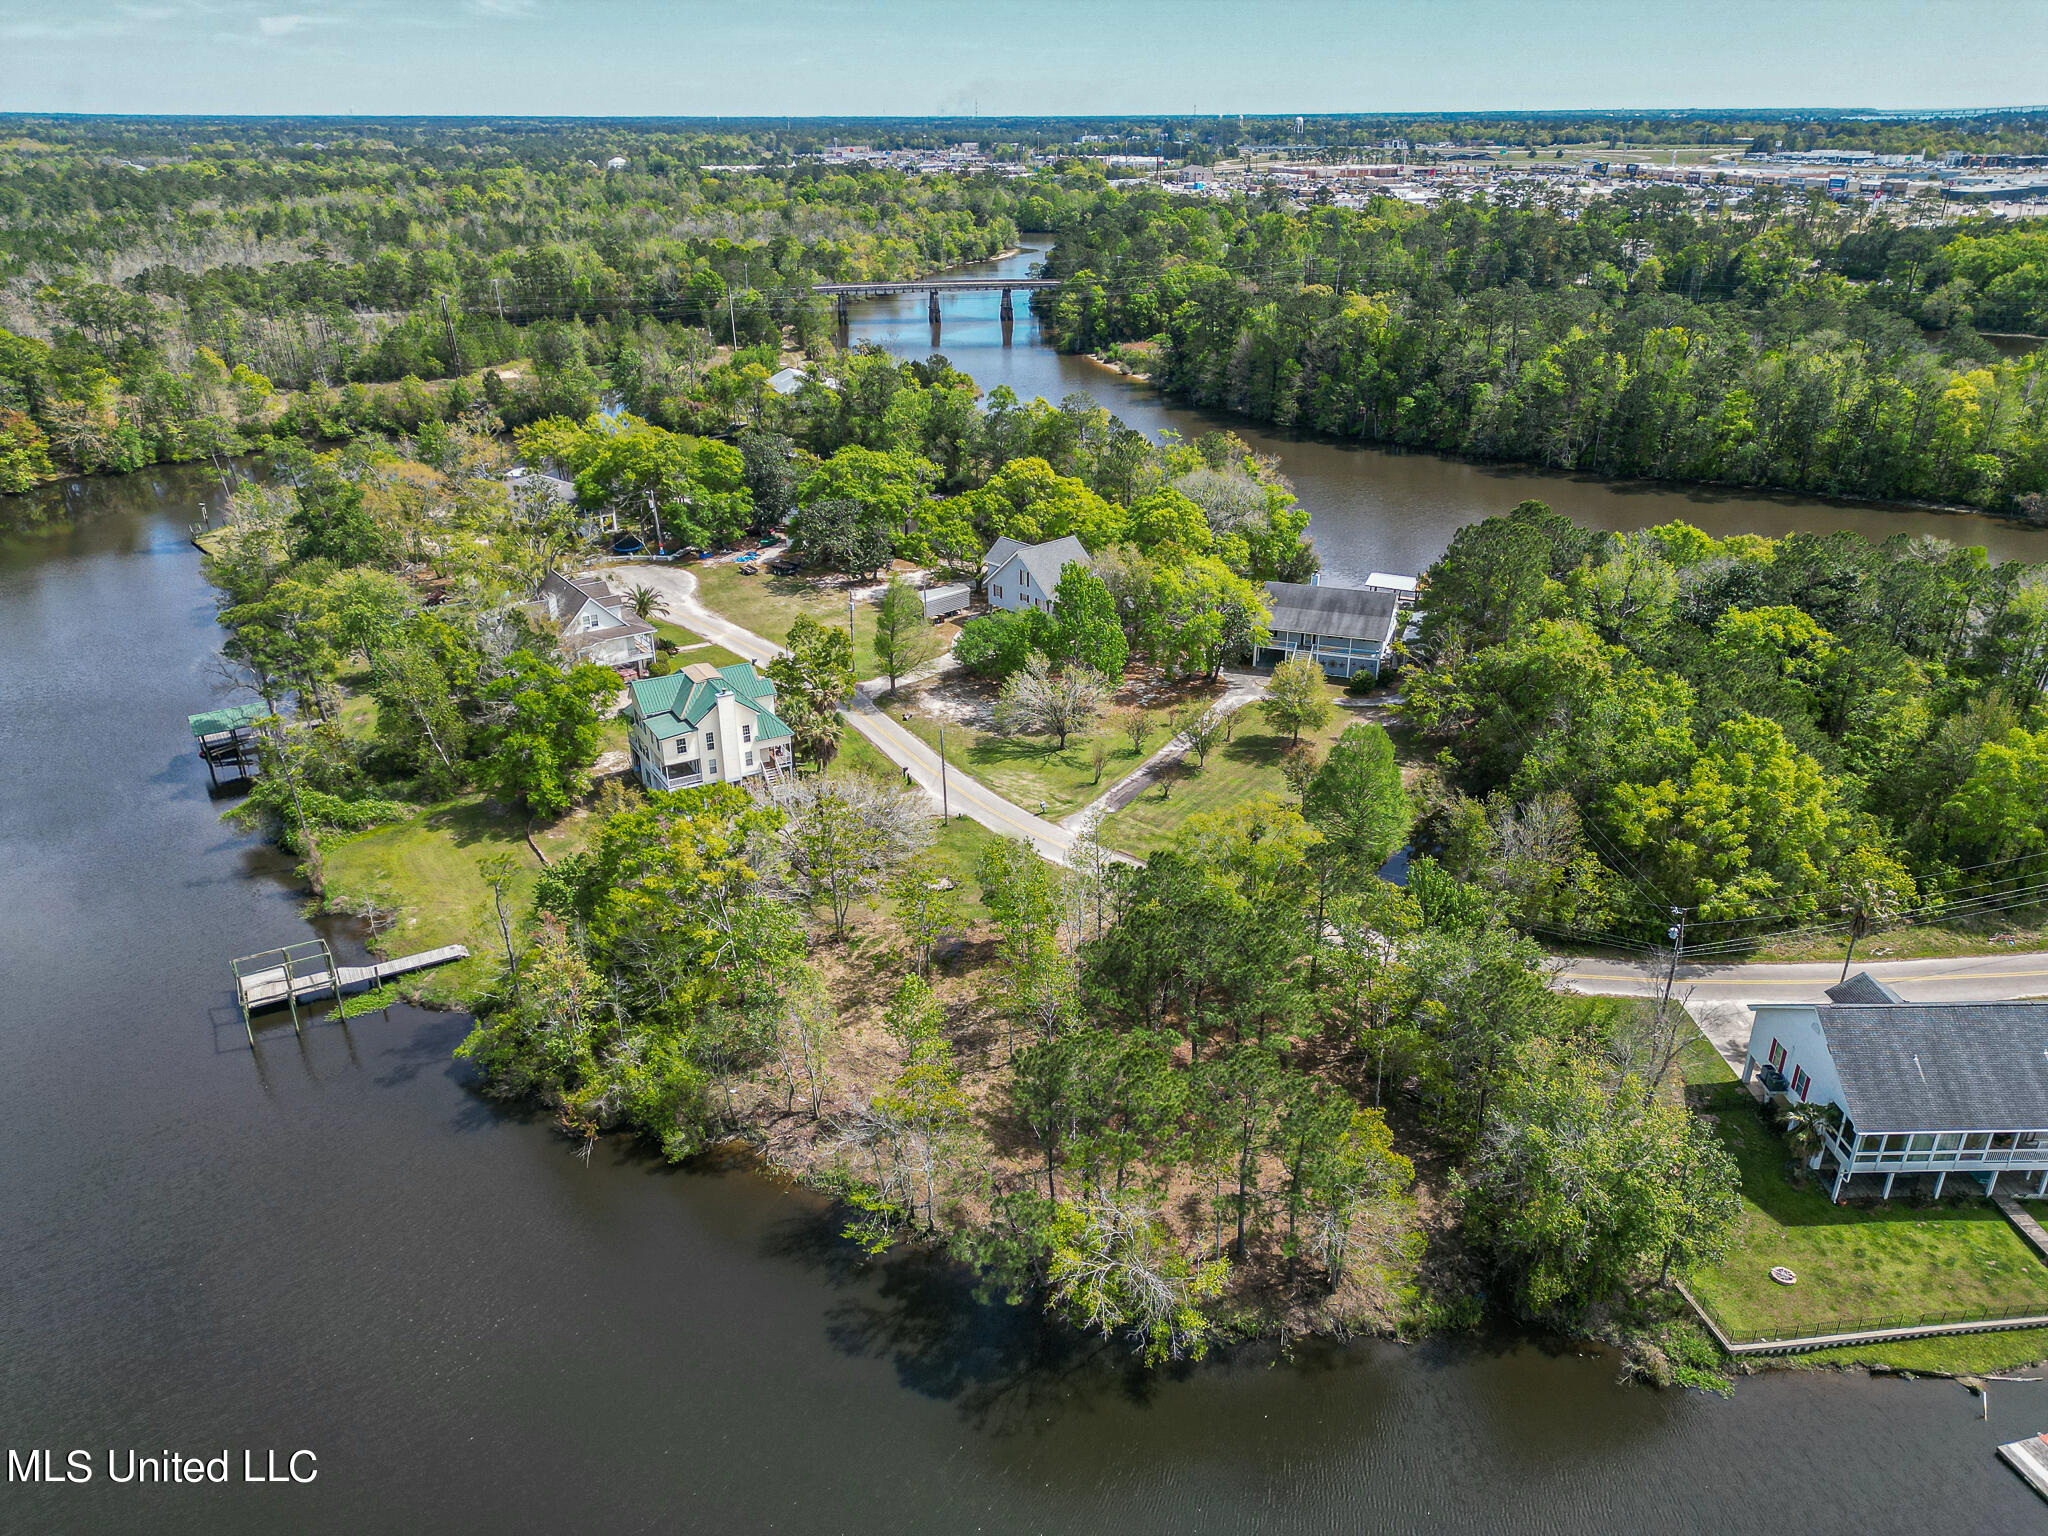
[
  {"x1": 1096, "y1": 685, "x2": 1364, "y2": 857},
  {"x1": 1746, "y1": 917, "x2": 2048, "y2": 965},
  {"x1": 322, "y1": 794, "x2": 594, "y2": 1008},
  {"x1": 1683, "y1": 1060, "x2": 2048, "y2": 1344},
  {"x1": 896, "y1": 710, "x2": 1145, "y2": 820},
  {"x1": 691, "y1": 563, "x2": 958, "y2": 682},
  {"x1": 651, "y1": 620, "x2": 749, "y2": 672}
]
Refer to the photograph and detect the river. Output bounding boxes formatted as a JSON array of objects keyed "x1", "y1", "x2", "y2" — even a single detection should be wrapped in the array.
[
  {"x1": 844, "y1": 243, "x2": 2048, "y2": 579},
  {"x1": 6, "y1": 355, "x2": 2048, "y2": 1533}
]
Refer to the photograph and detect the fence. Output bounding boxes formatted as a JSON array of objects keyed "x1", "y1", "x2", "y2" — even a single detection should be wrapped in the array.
[{"x1": 1675, "y1": 1281, "x2": 2048, "y2": 1356}]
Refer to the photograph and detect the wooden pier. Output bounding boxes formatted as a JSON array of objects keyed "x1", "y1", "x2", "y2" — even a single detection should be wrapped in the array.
[
  {"x1": 230, "y1": 940, "x2": 468, "y2": 1046},
  {"x1": 188, "y1": 702, "x2": 267, "y2": 786},
  {"x1": 1998, "y1": 1433, "x2": 2048, "y2": 1500}
]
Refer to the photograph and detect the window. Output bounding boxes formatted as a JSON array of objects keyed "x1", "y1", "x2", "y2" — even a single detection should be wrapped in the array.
[
  {"x1": 1767, "y1": 1038, "x2": 1786, "y2": 1071},
  {"x1": 745, "y1": 751, "x2": 754, "y2": 767},
  {"x1": 993, "y1": 587, "x2": 1002, "y2": 599},
  {"x1": 705, "y1": 731, "x2": 715, "y2": 750},
  {"x1": 708, "y1": 760, "x2": 718, "y2": 775},
  {"x1": 1790, "y1": 1066, "x2": 1811, "y2": 1100},
  {"x1": 742, "y1": 723, "x2": 752, "y2": 743}
]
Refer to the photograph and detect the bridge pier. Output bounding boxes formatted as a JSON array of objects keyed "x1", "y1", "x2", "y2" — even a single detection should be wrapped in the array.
[
  {"x1": 999, "y1": 287, "x2": 1014, "y2": 321},
  {"x1": 927, "y1": 291, "x2": 941, "y2": 326},
  {"x1": 835, "y1": 294, "x2": 850, "y2": 325}
]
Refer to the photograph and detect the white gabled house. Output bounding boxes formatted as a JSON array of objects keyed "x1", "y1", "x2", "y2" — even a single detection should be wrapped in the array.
[
  {"x1": 980, "y1": 535, "x2": 1091, "y2": 614},
  {"x1": 534, "y1": 570, "x2": 657, "y2": 679},
  {"x1": 626, "y1": 661, "x2": 794, "y2": 793},
  {"x1": 1742, "y1": 971, "x2": 2048, "y2": 1200}
]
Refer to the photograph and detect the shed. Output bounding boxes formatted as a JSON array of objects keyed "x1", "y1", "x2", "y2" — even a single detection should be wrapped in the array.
[{"x1": 921, "y1": 583, "x2": 972, "y2": 621}]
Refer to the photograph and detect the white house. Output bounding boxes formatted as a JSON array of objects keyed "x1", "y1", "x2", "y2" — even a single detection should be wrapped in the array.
[
  {"x1": 980, "y1": 535, "x2": 1091, "y2": 614},
  {"x1": 626, "y1": 661, "x2": 794, "y2": 793},
  {"x1": 507, "y1": 464, "x2": 613, "y2": 537},
  {"x1": 533, "y1": 570, "x2": 657, "y2": 679},
  {"x1": 1742, "y1": 972, "x2": 2048, "y2": 1200},
  {"x1": 1254, "y1": 579, "x2": 1403, "y2": 682}
]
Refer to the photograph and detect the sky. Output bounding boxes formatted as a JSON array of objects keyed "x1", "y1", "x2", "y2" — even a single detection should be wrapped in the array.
[{"x1": 0, "y1": 0, "x2": 2041, "y2": 119}]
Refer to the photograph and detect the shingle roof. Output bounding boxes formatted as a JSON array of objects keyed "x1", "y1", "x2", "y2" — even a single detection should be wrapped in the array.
[
  {"x1": 1817, "y1": 1002, "x2": 2048, "y2": 1132},
  {"x1": 983, "y1": 535, "x2": 1091, "y2": 593},
  {"x1": 1263, "y1": 581, "x2": 1400, "y2": 640},
  {"x1": 1826, "y1": 971, "x2": 1904, "y2": 1005}
]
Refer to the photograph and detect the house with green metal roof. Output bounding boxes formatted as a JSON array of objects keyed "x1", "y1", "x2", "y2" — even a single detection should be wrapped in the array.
[{"x1": 625, "y1": 661, "x2": 794, "y2": 793}]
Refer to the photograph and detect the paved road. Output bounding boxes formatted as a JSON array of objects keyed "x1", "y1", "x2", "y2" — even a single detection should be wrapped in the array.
[
  {"x1": 623, "y1": 562, "x2": 1081, "y2": 863},
  {"x1": 1560, "y1": 951, "x2": 2048, "y2": 1075},
  {"x1": 1556, "y1": 951, "x2": 2048, "y2": 1005}
]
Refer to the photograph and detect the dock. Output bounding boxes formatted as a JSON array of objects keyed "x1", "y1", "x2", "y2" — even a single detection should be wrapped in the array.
[
  {"x1": 229, "y1": 939, "x2": 468, "y2": 1045},
  {"x1": 1998, "y1": 1434, "x2": 2048, "y2": 1500}
]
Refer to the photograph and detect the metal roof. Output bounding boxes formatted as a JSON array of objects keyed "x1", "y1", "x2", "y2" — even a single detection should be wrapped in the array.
[
  {"x1": 921, "y1": 583, "x2": 971, "y2": 617},
  {"x1": 628, "y1": 663, "x2": 778, "y2": 742},
  {"x1": 1818, "y1": 1002, "x2": 2048, "y2": 1132},
  {"x1": 189, "y1": 702, "x2": 268, "y2": 737}
]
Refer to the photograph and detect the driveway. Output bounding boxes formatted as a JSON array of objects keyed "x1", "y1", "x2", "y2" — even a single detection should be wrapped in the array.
[{"x1": 617, "y1": 561, "x2": 1083, "y2": 864}]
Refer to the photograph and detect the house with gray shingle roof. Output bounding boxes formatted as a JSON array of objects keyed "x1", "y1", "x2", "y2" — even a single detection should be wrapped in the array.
[
  {"x1": 625, "y1": 661, "x2": 793, "y2": 793},
  {"x1": 1743, "y1": 975, "x2": 2048, "y2": 1200},
  {"x1": 1255, "y1": 579, "x2": 1402, "y2": 682},
  {"x1": 534, "y1": 570, "x2": 657, "y2": 678},
  {"x1": 980, "y1": 535, "x2": 1090, "y2": 615}
]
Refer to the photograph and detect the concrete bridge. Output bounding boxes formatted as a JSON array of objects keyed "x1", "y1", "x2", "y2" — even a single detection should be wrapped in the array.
[{"x1": 813, "y1": 277, "x2": 1061, "y2": 324}]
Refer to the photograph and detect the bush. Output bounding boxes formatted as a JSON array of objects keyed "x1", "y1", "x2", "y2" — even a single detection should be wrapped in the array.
[{"x1": 955, "y1": 609, "x2": 1047, "y2": 679}]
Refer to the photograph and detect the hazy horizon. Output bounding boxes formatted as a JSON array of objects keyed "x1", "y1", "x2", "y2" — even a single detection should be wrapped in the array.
[{"x1": 0, "y1": 0, "x2": 2040, "y2": 119}]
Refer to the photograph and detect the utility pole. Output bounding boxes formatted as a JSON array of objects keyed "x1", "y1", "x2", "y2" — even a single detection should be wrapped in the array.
[
  {"x1": 491, "y1": 276, "x2": 505, "y2": 322},
  {"x1": 938, "y1": 715, "x2": 949, "y2": 821},
  {"x1": 1661, "y1": 907, "x2": 1687, "y2": 1012},
  {"x1": 438, "y1": 293, "x2": 463, "y2": 374},
  {"x1": 644, "y1": 489, "x2": 665, "y2": 555}
]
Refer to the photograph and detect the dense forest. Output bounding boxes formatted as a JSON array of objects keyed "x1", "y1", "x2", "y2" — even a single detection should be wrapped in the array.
[
  {"x1": 0, "y1": 119, "x2": 1037, "y2": 490},
  {"x1": 1039, "y1": 189, "x2": 2048, "y2": 516},
  {"x1": 1398, "y1": 501, "x2": 2048, "y2": 958}
]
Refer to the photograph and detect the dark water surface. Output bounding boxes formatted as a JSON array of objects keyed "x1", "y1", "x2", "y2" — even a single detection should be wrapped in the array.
[
  {"x1": 5, "y1": 422, "x2": 2048, "y2": 1533},
  {"x1": 849, "y1": 245, "x2": 2048, "y2": 580}
]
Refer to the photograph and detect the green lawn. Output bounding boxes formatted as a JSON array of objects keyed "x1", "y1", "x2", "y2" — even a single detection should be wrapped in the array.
[
  {"x1": 896, "y1": 710, "x2": 1144, "y2": 820},
  {"x1": 322, "y1": 794, "x2": 593, "y2": 1008},
  {"x1": 1747, "y1": 917, "x2": 2048, "y2": 965},
  {"x1": 651, "y1": 619, "x2": 750, "y2": 672},
  {"x1": 1784, "y1": 1326, "x2": 2048, "y2": 1375},
  {"x1": 1097, "y1": 685, "x2": 1359, "y2": 857},
  {"x1": 691, "y1": 563, "x2": 958, "y2": 681},
  {"x1": 1684, "y1": 1065, "x2": 2048, "y2": 1342}
]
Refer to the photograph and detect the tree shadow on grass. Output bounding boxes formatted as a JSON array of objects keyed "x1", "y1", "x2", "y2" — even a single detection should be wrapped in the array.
[{"x1": 422, "y1": 797, "x2": 525, "y2": 849}]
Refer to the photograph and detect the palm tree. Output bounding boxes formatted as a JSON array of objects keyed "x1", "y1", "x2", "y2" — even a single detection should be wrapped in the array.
[
  {"x1": 628, "y1": 583, "x2": 668, "y2": 622},
  {"x1": 1783, "y1": 1101, "x2": 1833, "y2": 1185}
]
